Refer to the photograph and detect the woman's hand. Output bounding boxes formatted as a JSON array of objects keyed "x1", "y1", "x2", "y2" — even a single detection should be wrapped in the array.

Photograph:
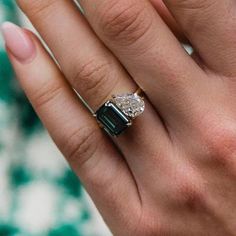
[{"x1": 3, "y1": 0, "x2": 236, "y2": 235}]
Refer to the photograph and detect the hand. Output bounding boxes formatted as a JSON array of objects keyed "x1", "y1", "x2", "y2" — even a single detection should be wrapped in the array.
[{"x1": 3, "y1": 0, "x2": 236, "y2": 235}]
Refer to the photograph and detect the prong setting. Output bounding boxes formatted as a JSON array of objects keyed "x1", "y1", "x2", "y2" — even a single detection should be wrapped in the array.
[{"x1": 95, "y1": 91, "x2": 145, "y2": 136}]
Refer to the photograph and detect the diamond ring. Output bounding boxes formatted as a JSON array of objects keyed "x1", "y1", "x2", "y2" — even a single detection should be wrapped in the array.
[{"x1": 94, "y1": 89, "x2": 145, "y2": 136}]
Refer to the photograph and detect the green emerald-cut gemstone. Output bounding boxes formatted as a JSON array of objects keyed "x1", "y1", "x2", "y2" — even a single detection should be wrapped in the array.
[{"x1": 96, "y1": 102, "x2": 131, "y2": 136}]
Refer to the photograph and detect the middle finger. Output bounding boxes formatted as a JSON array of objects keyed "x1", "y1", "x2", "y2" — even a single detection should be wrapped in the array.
[{"x1": 79, "y1": 0, "x2": 207, "y2": 127}]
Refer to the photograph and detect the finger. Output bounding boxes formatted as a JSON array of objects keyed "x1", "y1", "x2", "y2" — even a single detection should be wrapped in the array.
[
  {"x1": 163, "y1": 0, "x2": 236, "y2": 76},
  {"x1": 2, "y1": 23, "x2": 141, "y2": 234},
  {"x1": 17, "y1": 0, "x2": 135, "y2": 111},
  {"x1": 78, "y1": 0, "x2": 206, "y2": 126},
  {"x1": 150, "y1": 0, "x2": 187, "y2": 42},
  {"x1": 16, "y1": 0, "x2": 173, "y2": 189}
]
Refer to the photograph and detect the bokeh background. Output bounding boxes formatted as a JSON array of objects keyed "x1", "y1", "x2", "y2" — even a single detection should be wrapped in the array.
[{"x1": 0, "y1": 1, "x2": 111, "y2": 235}]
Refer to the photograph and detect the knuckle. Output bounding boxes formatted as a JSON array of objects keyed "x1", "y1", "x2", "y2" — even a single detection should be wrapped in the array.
[
  {"x1": 72, "y1": 59, "x2": 116, "y2": 104},
  {"x1": 203, "y1": 123, "x2": 236, "y2": 167},
  {"x1": 33, "y1": 81, "x2": 63, "y2": 109},
  {"x1": 17, "y1": 0, "x2": 57, "y2": 17},
  {"x1": 63, "y1": 126, "x2": 100, "y2": 168},
  {"x1": 73, "y1": 60, "x2": 108, "y2": 94},
  {"x1": 172, "y1": 177, "x2": 206, "y2": 211},
  {"x1": 99, "y1": 1, "x2": 153, "y2": 45}
]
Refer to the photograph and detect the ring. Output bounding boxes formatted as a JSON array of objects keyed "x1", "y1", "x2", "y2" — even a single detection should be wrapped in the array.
[{"x1": 94, "y1": 89, "x2": 145, "y2": 136}]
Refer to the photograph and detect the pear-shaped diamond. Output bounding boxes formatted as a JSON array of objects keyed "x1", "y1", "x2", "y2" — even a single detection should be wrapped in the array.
[{"x1": 112, "y1": 93, "x2": 145, "y2": 118}]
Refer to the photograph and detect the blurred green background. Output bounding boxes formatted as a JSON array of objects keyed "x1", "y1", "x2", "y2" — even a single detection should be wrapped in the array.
[{"x1": 0, "y1": 1, "x2": 110, "y2": 235}]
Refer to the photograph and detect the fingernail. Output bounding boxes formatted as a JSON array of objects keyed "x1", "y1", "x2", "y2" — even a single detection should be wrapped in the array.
[{"x1": 1, "y1": 22, "x2": 36, "y2": 63}]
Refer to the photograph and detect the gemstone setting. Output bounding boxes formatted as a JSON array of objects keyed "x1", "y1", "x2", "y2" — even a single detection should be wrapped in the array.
[
  {"x1": 95, "y1": 92, "x2": 145, "y2": 136},
  {"x1": 96, "y1": 101, "x2": 131, "y2": 136},
  {"x1": 112, "y1": 93, "x2": 145, "y2": 118}
]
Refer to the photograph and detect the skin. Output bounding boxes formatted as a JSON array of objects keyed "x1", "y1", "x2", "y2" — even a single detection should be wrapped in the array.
[{"x1": 6, "y1": 0, "x2": 236, "y2": 235}]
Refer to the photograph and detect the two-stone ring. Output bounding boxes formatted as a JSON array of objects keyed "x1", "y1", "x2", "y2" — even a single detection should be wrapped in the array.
[{"x1": 94, "y1": 89, "x2": 145, "y2": 136}]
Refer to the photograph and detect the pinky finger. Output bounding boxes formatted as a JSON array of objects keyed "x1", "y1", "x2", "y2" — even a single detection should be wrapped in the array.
[{"x1": 1, "y1": 22, "x2": 141, "y2": 234}]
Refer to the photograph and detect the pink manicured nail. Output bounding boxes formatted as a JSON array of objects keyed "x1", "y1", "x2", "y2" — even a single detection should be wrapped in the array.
[{"x1": 1, "y1": 22, "x2": 36, "y2": 63}]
